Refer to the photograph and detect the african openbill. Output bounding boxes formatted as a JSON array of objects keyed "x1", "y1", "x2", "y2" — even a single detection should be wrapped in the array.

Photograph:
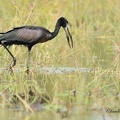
[{"x1": 0, "y1": 17, "x2": 73, "y2": 72}]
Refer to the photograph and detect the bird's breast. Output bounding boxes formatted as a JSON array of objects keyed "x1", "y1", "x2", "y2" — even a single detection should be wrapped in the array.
[{"x1": 36, "y1": 33, "x2": 51, "y2": 43}]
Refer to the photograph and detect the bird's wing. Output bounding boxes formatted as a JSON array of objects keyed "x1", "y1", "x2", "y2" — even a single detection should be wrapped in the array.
[{"x1": 0, "y1": 26, "x2": 48, "y2": 43}]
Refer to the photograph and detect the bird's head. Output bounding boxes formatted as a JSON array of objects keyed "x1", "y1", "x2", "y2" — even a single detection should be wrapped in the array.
[
  {"x1": 59, "y1": 17, "x2": 73, "y2": 48},
  {"x1": 59, "y1": 17, "x2": 68, "y2": 28}
]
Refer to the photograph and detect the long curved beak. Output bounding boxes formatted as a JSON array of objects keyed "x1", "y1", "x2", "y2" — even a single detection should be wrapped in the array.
[{"x1": 64, "y1": 24, "x2": 73, "y2": 48}]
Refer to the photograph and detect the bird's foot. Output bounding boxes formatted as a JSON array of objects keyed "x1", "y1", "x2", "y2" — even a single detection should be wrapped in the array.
[
  {"x1": 9, "y1": 66, "x2": 13, "y2": 70},
  {"x1": 8, "y1": 66, "x2": 14, "y2": 75},
  {"x1": 25, "y1": 68, "x2": 29, "y2": 74}
]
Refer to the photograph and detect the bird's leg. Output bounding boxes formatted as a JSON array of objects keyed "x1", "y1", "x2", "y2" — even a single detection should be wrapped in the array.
[
  {"x1": 26, "y1": 48, "x2": 31, "y2": 74},
  {"x1": 2, "y1": 44, "x2": 16, "y2": 68}
]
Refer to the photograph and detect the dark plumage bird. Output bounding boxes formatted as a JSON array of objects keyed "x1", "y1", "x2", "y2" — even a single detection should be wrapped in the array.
[{"x1": 0, "y1": 17, "x2": 73, "y2": 72}]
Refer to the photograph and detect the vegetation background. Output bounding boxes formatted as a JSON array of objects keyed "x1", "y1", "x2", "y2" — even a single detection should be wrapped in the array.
[{"x1": 0, "y1": 0, "x2": 120, "y2": 119}]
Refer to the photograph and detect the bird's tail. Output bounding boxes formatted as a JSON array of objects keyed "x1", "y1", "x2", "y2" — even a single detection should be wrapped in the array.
[{"x1": 0, "y1": 33, "x2": 5, "y2": 45}]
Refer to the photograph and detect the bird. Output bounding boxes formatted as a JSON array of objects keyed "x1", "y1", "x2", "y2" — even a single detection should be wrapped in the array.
[{"x1": 0, "y1": 17, "x2": 73, "y2": 73}]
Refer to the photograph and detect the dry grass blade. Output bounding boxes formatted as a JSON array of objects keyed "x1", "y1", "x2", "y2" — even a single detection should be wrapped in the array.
[{"x1": 15, "y1": 93, "x2": 34, "y2": 113}]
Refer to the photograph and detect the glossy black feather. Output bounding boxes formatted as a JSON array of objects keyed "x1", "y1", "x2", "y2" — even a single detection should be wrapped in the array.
[{"x1": 0, "y1": 26, "x2": 51, "y2": 46}]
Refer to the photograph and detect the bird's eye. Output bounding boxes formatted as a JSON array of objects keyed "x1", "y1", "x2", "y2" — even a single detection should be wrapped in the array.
[{"x1": 63, "y1": 24, "x2": 66, "y2": 27}]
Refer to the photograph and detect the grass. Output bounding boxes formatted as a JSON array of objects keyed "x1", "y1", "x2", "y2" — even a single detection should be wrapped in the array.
[{"x1": 0, "y1": 0, "x2": 120, "y2": 119}]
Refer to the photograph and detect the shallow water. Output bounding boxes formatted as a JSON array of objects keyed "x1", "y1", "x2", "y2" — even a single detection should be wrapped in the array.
[
  {"x1": 0, "y1": 108, "x2": 119, "y2": 120},
  {"x1": 0, "y1": 67, "x2": 91, "y2": 74}
]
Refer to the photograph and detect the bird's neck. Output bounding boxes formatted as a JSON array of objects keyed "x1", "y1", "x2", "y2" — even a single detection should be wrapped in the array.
[{"x1": 49, "y1": 20, "x2": 61, "y2": 40}]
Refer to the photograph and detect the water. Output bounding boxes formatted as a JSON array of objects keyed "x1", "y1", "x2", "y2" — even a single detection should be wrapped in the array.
[
  {"x1": 0, "y1": 67, "x2": 91, "y2": 74},
  {"x1": 38, "y1": 67, "x2": 91, "y2": 74},
  {"x1": 0, "y1": 109, "x2": 119, "y2": 120}
]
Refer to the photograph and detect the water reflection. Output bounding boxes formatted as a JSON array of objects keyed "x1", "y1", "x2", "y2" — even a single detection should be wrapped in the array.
[{"x1": 0, "y1": 109, "x2": 119, "y2": 120}]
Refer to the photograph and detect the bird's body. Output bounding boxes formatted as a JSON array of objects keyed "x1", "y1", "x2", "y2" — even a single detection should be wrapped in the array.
[
  {"x1": 0, "y1": 17, "x2": 73, "y2": 73},
  {"x1": 0, "y1": 26, "x2": 52, "y2": 47}
]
